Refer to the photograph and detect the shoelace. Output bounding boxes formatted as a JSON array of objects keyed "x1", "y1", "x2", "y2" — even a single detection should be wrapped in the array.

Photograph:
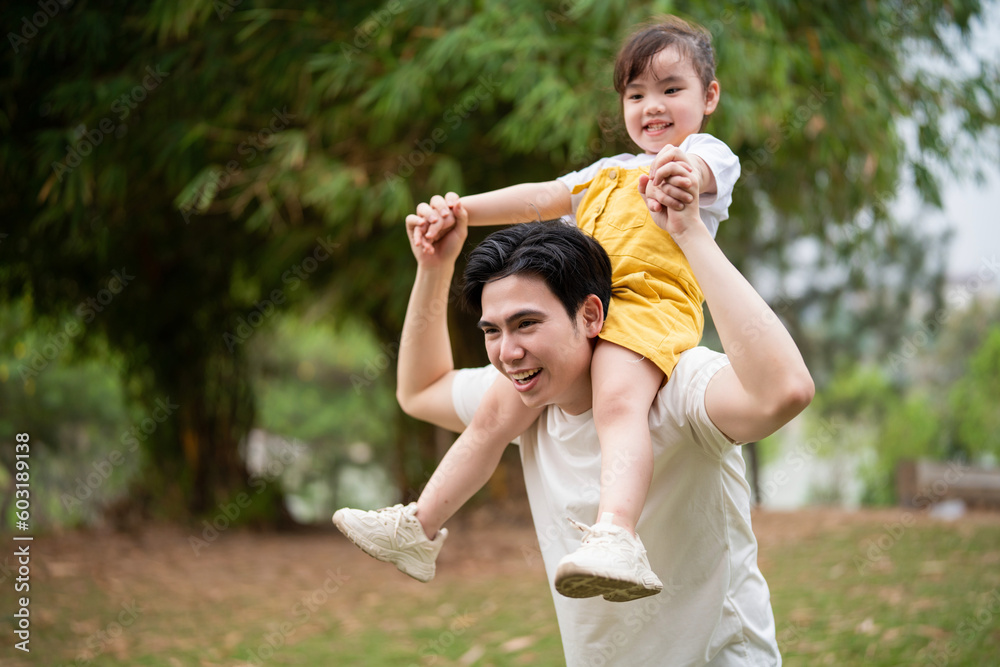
[
  {"x1": 567, "y1": 516, "x2": 621, "y2": 548},
  {"x1": 383, "y1": 504, "x2": 408, "y2": 540}
]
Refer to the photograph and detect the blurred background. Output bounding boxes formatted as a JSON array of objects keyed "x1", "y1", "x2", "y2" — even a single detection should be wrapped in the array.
[{"x1": 2, "y1": 1, "x2": 999, "y2": 665}]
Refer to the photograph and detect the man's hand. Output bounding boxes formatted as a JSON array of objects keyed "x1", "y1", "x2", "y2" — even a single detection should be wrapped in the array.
[
  {"x1": 408, "y1": 192, "x2": 461, "y2": 253},
  {"x1": 405, "y1": 194, "x2": 467, "y2": 267},
  {"x1": 645, "y1": 145, "x2": 703, "y2": 212},
  {"x1": 639, "y1": 159, "x2": 702, "y2": 239}
]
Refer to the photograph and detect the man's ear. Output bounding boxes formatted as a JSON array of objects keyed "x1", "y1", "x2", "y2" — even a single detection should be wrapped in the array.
[{"x1": 579, "y1": 294, "x2": 605, "y2": 338}]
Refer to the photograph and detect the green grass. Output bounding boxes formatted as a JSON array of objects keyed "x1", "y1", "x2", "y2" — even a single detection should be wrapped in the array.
[
  {"x1": 767, "y1": 519, "x2": 1000, "y2": 666},
  {"x1": 6, "y1": 551, "x2": 566, "y2": 666},
  {"x1": 4, "y1": 514, "x2": 999, "y2": 666},
  {"x1": 245, "y1": 579, "x2": 565, "y2": 667}
]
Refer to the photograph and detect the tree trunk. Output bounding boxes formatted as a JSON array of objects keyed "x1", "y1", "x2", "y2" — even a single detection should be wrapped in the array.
[{"x1": 127, "y1": 343, "x2": 288, "y2": 524}]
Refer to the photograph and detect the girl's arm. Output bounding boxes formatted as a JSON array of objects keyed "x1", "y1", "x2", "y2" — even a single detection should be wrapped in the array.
[
  {"x1": 461, "y1": 180, "x2": 572, "y2": 226},
  {"x1": 687, "y1": 155, "x2": 717, "y2": 197},
  {"x1": 416, "y1": 182, "x2": 571, "y2": 252}
]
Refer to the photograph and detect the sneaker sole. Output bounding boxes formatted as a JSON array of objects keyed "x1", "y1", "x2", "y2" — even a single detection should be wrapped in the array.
[
  {"x1": 555, "y1": 563, "x2": 662, "y2": 602},
  {"x1": 332, "y1": 511, "x2": 433, "y2": 583},
  {"x1": 602, "y1": 585, "x2": 662, "y2": 603}
]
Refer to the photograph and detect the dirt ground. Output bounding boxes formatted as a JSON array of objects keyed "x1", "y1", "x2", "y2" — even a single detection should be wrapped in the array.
[
  {"x1": 11, "y1": 505, "x2": 1000, "y2": 665},
  {"x1": 26, "y1": 505, "x2": 1000, "y2": 607}
]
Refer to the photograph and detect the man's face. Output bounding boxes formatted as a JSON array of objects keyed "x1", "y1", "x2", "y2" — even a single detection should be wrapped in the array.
[{"x1": 478, "y1": 274, "x2": 602, "y2": 415}]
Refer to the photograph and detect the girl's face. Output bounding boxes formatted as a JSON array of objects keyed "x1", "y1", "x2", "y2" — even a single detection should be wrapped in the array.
[{"x1": 622, "y1": 45, "x2": 720, "y2": 155}]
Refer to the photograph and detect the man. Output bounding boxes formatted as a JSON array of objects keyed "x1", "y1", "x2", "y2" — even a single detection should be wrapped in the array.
[{"x1": 340, "y1": 176, "x2": 813, "y2": 664}]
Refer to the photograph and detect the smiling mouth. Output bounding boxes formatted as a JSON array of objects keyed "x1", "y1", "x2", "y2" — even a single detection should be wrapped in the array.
[
  {"x1": 645, "y1": 121, "x2": 672, "y2": 131},
  {"x1": 510, "y1": 368, "x2": 541, "y2": 384}
]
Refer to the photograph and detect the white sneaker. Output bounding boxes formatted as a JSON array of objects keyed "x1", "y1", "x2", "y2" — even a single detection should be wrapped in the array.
[
  {"x1": 554, "y1": 513, "x2": 663, "y2": 602},
  {"x1": 332, "y1": 502, "x2": 447, "y2": 583}
]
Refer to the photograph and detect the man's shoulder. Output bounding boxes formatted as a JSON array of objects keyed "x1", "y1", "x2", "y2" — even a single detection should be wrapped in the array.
[
  {"x1": 663, "y1": 347, "x2": 729, "y2": 393},
  {"x1": 451, "y1": 365, "x2": 501, "y2": 426},
  {"x1": 649, "y1": 347, "x2": 730, "y2": 430}
]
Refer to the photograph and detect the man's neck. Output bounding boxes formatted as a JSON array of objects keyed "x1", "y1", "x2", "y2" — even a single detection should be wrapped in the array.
[{"x1": 555, "y1": 380, "x2": 594, "y2": 416}]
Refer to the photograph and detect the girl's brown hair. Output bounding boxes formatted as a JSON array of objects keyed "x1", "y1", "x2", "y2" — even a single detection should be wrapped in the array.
[{"x1": 613, "y1": 16, "x2": 716, "y2": 97}]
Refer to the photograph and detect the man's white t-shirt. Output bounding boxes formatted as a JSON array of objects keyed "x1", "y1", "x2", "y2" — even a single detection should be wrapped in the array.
[{"x1": 452, "y1": 347, "x2": 781, "y2": 666}]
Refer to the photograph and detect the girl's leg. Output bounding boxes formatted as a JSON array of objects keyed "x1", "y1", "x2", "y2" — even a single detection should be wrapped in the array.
[
  {"x1": 590, "y1": 339, "x2": 664, "y2": 535},
  {"x1": 415, "y1": 375, "x2": 541, "y2": 538}
]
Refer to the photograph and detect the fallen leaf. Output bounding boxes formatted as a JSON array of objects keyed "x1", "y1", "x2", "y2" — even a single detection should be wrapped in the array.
[
  {"x1": 459, "y1": 644, "x2": 485, "y2": 665},
  {"x1": 881, "y1": 627, "x2": 904, "y2": 642},
  {"x1": 856, "y1": 617, "x2": 878, "y2": 635},
  {"x1": 911, "y1": 598, "x2": 939, "y2": 611},
  {"x1": 921, "y1": 561, "x2": 946, "y2": 576},
  {"x1": 500, "y1": 635, "x2": 537, "y2": 652},
  {"x1": 917, "y1": 625, "x2": 949, "y2": 640}
]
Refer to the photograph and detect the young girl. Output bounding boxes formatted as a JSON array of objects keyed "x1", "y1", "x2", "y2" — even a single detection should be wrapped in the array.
[{"x1": 334, "y1": 16, "x2": 740, "y2": 602}]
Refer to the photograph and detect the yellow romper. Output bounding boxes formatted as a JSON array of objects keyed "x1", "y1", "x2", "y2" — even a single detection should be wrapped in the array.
[{"x1": 571, "y1": 166, "x2": 704, "y2": 380}]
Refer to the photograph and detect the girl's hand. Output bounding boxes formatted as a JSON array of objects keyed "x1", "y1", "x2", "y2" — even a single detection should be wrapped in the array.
[
  {"x1": 405, "y1": 198, "x2": 467, "y2": 267},
  {"x1": 411, "y1": 192, "x2": 461, "y2": 252},
  {"x1": 647, "y1": 145, "x2": 701, "y2": 211},
  {"x1": 639, "y1": 169, "x2": 702, "y2": 238}
]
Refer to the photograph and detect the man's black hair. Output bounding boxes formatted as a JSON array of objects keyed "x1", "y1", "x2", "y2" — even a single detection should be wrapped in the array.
[{"x1": 462, "y1": 221, "x2": 612, "y2": 321}]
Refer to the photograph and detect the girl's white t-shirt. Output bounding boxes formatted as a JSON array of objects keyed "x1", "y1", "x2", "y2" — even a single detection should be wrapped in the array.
[{"x1": 556, "y1": 133, "x2": 741, "y2": 238}]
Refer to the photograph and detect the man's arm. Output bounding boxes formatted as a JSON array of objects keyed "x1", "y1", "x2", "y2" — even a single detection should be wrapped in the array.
[
  {"x1": 640, "y1": 173, "x2": 815, "y2": 443},
  {"x1": 395, "y1": 203, "x2": 471, "y2": 434}
]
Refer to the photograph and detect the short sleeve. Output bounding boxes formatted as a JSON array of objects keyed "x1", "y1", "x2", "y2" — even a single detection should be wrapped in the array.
[
  {"x1": 451, "y1": 365, "x2": 502, "y2": 426},
  {"x1": 679, "y1": 134, "x2": 740, "y2": 237},
  {"x1": 658, "y1": 347, "x2": 741, "y2": 459},
  {"x1": 556, "y1": 154, "x2": 634, "y2": 223}
]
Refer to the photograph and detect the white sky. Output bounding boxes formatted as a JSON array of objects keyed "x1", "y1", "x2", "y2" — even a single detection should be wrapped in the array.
[
  {"x1": 937, "y1": 172, "x2": 1000, "y2": 276},
  {"x1": 930, "y1": 3, "x2": 1000, "y2": 277}
]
